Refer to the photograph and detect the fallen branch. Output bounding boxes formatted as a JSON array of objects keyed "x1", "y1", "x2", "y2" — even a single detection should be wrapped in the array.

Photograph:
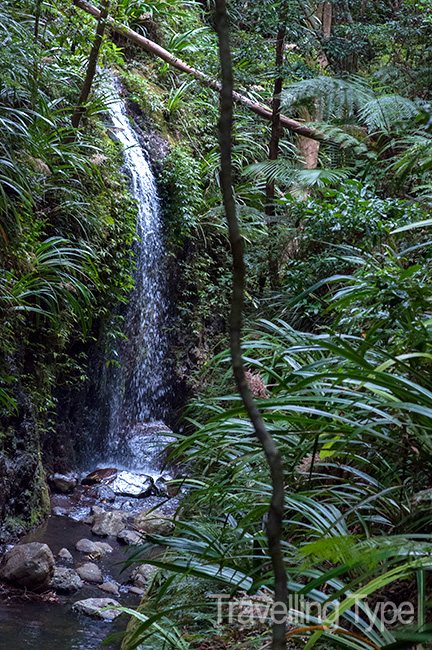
[{"x1": 72, "y1": 0, "x2": 326, "y2": 142}]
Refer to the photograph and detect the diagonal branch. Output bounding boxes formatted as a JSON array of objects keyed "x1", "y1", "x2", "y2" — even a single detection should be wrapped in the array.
[
  {"x1": 215, "y1": 1, "x2": 288, "y2": 649},
  {"x1": 72, "y1": 0, "x2": 326, "y2": 142}
]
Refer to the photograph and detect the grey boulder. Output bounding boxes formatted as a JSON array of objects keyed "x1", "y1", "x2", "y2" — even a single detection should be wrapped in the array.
[
  {"x1": 58, "y1": 547, "x2": 73, "y2": 562},
  {"x1": 131, "y1": 563, "x2": 157, "y2": 588},
  {"x1": 117, "y1": 529, "x2": 143, "y2": 545},
  {"x1": 76, "y1": 562, "x2": 103, "y2": 584},
  {"x1": 110, "y1": 471, "x2": 154, "y2": 498},
  {"x1": 52, "y1": 567, "x2": 83, "y2": 593},
  {"x1": 91, "y1": 510, "x2": 127, "y2": 537},
  {"x1": 75, "y1": 539, "x2": 113, "y2": 555},
  {"x1": 134, "y1": 508, "x2": 174, "y2": 536},
  {"x1": 99, "y1": 581, "x2": 120, "y2": 596},
  {"x1": 49, "y1": 473, "x2": 78, "y2": 494},
  {"x1": 72, "y1": 597, "x2": 121, "y2": 621},
  {"x1": 0, "y1": 542, "x2": 54, "y2": 592}
]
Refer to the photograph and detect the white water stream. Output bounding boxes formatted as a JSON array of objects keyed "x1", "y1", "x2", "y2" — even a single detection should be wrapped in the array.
[{"x1": 104, "y1": 84, "x2": 172, "y2": 471}]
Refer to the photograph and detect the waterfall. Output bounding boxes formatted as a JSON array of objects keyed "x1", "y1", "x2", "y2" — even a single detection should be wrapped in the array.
[{"x1": 103, "y1": 84, "x2": 171, "y2": 468}]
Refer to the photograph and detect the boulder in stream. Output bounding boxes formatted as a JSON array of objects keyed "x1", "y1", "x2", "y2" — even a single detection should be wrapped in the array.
[
  {"x1": 131, "y1": 563, "x2": 157, "y2": 588},
  {"x1": 81, "y1": 468, "x2": 117, "y2": 486},
  {"x1": 91, "y1": 510, "x2": 128, "y2": 537},
  {"x1": 76, "y1": 562, "x2": 103, "y2": 583},
  {"x1": 99, "y1": 581, "x2": 120, "y2": 596},
  {"x1": 52, "y1": 567, "x2": 83, "y2": 593},
  {"x1": 58, "y1": 547, "x2": 73, "y2": 562},
  {"x1": 72, "y1": 597, "x2": 121, "y2": 621},
  {"x1": 117, "y1": 529, "x2": 143, "y2": 545},
  {"x1": 0, "y1": 542, "x2": 54, "y2": 592},
  {"x1": 49, "y1": 473, "x2": 78, "y2": 494},
  {"x1": 110, "y1": 471, "x2": 154, "y2": 498},
  {"x1": 134, "y1": 508, "x2": 175, "y2": 536},
  {"x1": 75, "y1": 539, "x2": 113, "y2": 555},
  {"x1": 86, "y1": 484, "x2": 116, "y2": 503}
]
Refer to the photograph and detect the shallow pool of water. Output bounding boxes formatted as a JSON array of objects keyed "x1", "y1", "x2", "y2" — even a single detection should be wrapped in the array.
[{"x1": 0, "y1": 515, "x2": 143, "y2": 650}]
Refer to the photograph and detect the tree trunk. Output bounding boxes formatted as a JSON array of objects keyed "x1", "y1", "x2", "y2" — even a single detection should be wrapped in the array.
[
  {"x1": 297, "y1": 107, "x2": 320, "y2": 170},
  {"x1": 322, "y1": 1, "x2": 332, "y2": 38},
  {"x1": 214, "y1": 2, "x2": 287, "y2": 649},
  {"x1": 266, "y1": 8, "x2": 287, "y2": 288},
  {"x1": 71, "y1": 0, "x2": 110, "y2": 129},
  {"x1": 72, "y1": 0, "x2": 326, "y2": 143}
]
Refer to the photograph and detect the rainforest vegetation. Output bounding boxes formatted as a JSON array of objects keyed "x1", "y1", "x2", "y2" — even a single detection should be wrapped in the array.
[{"x1": 2, "y1": 0, "x2": 432, "y2": 649}]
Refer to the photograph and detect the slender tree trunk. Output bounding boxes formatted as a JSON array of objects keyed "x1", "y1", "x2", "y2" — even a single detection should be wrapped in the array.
[
  {"x1": 266, "y1": 7, "x2": 287, "y2": 288},
  {"x1": 297, "y1": 107, "x2": 320, "y2": 170},
  {"x1": 71, "y1": 0, "x2": 110, "y2": 129},
  {"x1": 72, "y1": 0, "x2": 326, "y2": 142},
  {"x1": 322, "y1": 1, "x2": 332, "y2": 38},
  {"x1": 214, "y1": 2, "x2": 287, "y2": 649},
  {"x1": 34, "y1": 0, "x2": 42, "y2": 40}
]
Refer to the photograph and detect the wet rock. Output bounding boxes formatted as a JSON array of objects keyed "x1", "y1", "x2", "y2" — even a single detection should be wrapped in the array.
[
  {"x1": 86, "y1": 485, "x2": 116, "y2": 503},
  {"x1": 99, "y1": 581, "x2": 120, "y2": 596},
  {"x1": 154, "y1": 476, "x2": 168, "y2": 496},
  {"x1": 58, "y1": 548, "x2": 73, "y2": 562},
  {"x1": 72, "y1": 597, "x2": 121, "y2": 621},
  {"x1": 154, "y1": 477, "x2": 180, "y2": 497},
  {"x1": 81, "y1": 468, "x2": 117, "y2": 486},
  {"x1": 83, "y1": 514, "x2": 94, "y2": 525},
  {"x1": 52, "y1": 506, "x2": 68, "y2": 517},
  {"x1": 76, "y1": 538, "x2": 98, "y2": 554},
  {"x1": 129, "y1": 586, "x2": 145, "y2": 596},
  {"x1": 94, "y1": 541, "x2": 113, "y2": 555},
  {"x1": 117, "y1": 529, "x2": 143, "y2": 545},
  {"x1": 91, "y1": 510, "x2": 128, "y2": 537},
  {"x1": 48, "y1": 473, "x2": 78, "y2": 494},
  {"x1": 0, "y1": 542, "x2": 55, "y2": 592},
  {"x1": 52, "y1": 567, "x2": 83, "y2": 593},
  {"x1": 131, "y1": 563, "x2": 157, "y2": 588},
  {"x1": 75, "y1": 538, "x2": 112, "y2": 555},
  {"x1": 110, "y1": 471, "x2": 154, "y2": 498},
  {"x1": 134, "y1": 508, "x2": 174, "y2": 536},
  {"x1": 76, "y1": 562, "x2": 102, "y2": 583}
]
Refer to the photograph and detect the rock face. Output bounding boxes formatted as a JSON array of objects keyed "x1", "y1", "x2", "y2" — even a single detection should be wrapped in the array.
[
  {"x1": 0, "y1": 542, "x2": 54, "y2": 592},
  {"x1": 134, "y1": 508, "x2": 174, "y2": 536},
  {"x1": 72, "y1": 597, "x2": 121, "y2": 621},
  {"x1": 91, "y1": 510, "x2": 128, "y2": 537},
  {"x1": 131, "y1": 563, "x2": 157, "y2": 588},
  {"x1": 117, "y1": 529, "x2": 143, "y2": 545},
  {"x1": 52, "y1": 567, "x2": 83, "y2": 593},
  {"x1": 110, "y1": 471, "x2": 154, "y2": 498},
  {"x1": 48, "y1": 473, "x2": 77, "y2": 494},
  {"x1": 76, "y1": 562, "x2": 103, "y2": 584}
]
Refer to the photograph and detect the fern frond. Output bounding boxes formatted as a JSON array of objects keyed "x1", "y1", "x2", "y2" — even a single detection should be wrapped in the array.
[
  {"x1": 282, "y1": 75, "x2": 373, "y2": 121},
  {"x1": 244, "y1": 159, "x2": 349, "y2": 188},
  {"x1": 358, "y1": 95, "x2": 421, "y2": 132}
]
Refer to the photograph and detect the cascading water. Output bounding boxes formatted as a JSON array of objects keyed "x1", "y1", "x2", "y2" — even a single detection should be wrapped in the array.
[
  {"x1": 0, "y1": 85, "x2": 179, "y2": 650},
  {"x1": 102, "y1": 84, "x2": 173, "y2": 470}
]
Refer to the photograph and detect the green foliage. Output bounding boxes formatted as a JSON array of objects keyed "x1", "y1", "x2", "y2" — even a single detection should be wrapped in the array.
[{"x1": 159, "y1": 144, "x2": 202, "y2": 245}]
